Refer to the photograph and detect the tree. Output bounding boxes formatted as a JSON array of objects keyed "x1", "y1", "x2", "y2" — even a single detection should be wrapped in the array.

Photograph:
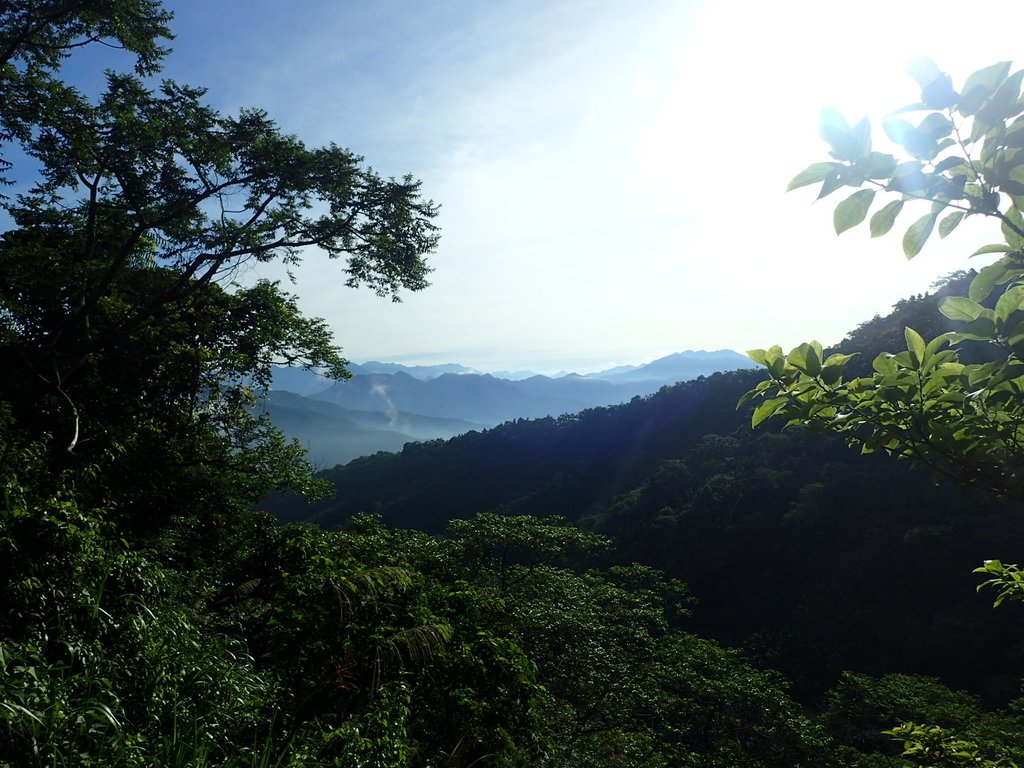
[{"x1": 0, "y1": 2, "x2": 439, "y2": 529}]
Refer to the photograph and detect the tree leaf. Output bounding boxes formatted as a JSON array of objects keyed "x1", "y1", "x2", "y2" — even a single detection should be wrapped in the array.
[
  {"x1": 834, "y1": 189, "x2": 875, "y2": 234},
  {"x1": 787, "y1": 162, "x2": 844, "y2": 191},
  {"x1": 976, "y1": 69, "x2": 1024, "y2": 124},
  {"x1": 938, "y1": 296, "x2": 985, "y2": 322},
  {"x1": 953, "y1": 315, "x2": 998, "y2": 341},
  {"x1": 969, "y1": 257, "x2": 1014, "y2": 302},
  {"x1": 918, "y1": 112, "x2": 953, "y2": 141},
  {"x1": 816, "y1": 170, "x2": 848, "y2": 199},
  {"x1": 958, "y1": 61, "x2": 1011, "y2": 116},
  {"x1": 970, "y1": 243, "x2": 1013, "y2": 257},
  {"x1": 994, "y1": 285, "x2": 1024, "y2": 324},
  {"x1": 1004, "y1": 118, "x2": 1024, "y2": 148},
  {"x1": 746, "y1": 349, "x2": 768, "y2": 366},
  {"x1": 785, "y1": 343, "x2": 822, "y2": 377},
  {"x1": 922, "y1": 75, "x2": 957, "y2": 110},
  {"x1": 751, "y1": 398, "x2": 788, "y2": 428},
  {"x1": 938, "y1": 211, "x2": 964, "y2": 238},
  {"x1": 858, "y1": 152, "x2": 898, "y2": 179},
  {"x1": 902, "y1": 212, "x2": 937, "y2": 258},
  {"x1": 869, "y1": 200, "x2": 903, "y2": 237},
  {"x1": 904, "y1": 327, "x2": 926, "y2": 367},
  {"x1": 932, "y1": 155, "x2": 969, "y2": 175},
  {"x1": 1001, "y1": 206, "x2": 1024, "y2": 249}
]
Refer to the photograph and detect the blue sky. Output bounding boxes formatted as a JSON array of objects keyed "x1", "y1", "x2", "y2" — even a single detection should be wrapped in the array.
[{"x1": 57, "y1": 1, "x2": 1024, "y2": 372}]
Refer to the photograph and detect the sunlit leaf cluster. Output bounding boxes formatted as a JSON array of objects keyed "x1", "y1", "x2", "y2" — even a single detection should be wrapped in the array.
[
  {"x1": 789, "y1": 59, "x2": 1024, "y2": 258},
  {"x1": 748, "y1": 61, "x2": 1024, "y2": 502}
]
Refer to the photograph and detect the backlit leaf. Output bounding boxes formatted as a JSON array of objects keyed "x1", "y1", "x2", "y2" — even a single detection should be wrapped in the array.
[
  {"x1": 969, "y1": 257, "x2": 1014, "y2": 302},
  {"x1": 1001, "y1": 206, "x2": 1024, "y2": 249},
  {"x1": 994, "y1": 285, "x2": 1024, "y2": 324},
  {"x1": 958, "y1": 61, "x2": 1011, "y2": 116},
  {"x1": 787, "y1": 162, "x2": 844, "y2": 191},
  {"x1": 746, "y1": 349, "x2": 768, "y2": 366},
  {"x1": 834, "y1": 189, "x2": 875, "y2": 234},
  {"x1": 938, "y1": 211, "x2": 964, "y2": 238},
  {"x1": 902, "y1": 212, "x2": 937, "y2": 258},
  {"x1": 869, "y1": 200, "x2": 903, "y2": 237},
  {"x1": 939, "y1": 296, "x2": 985, "y2": 322},
  {"x1": 904, "y1": 327, "x2": 926, "y2": 366},
  {"x1": 970, "y1": 243, "x2": 1012, "y2": 257},
  {"x1": 752, "y1": 398, "x2": 787, "y2": 428}
]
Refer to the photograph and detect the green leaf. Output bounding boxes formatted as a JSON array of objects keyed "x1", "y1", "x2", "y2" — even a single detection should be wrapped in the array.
[
  {"x1": 917, "y1": 112, "x2": 953, "y2": 140},
  {"x1": 902, "y1": 212, "x2": 938, "y2": 258},
  {"x1": 931, "y1": 155, "x2": 968, "y2": 175},
  {"x1": 858, "y1": 152, "x2": 898, "y2": 179},
  {"x1": 872, "y1": 353, "x2": 896, "y2": 375},
  {"x1": 823, "y1": 352, "x2": 857, "y2": 368},
  {"x1": 953, "y1": 315, "x2": 998, "y2": 341},
  {"x1": 937, "y1": 210, "x2": 964, "y2": 238},
  {"x1": 784, "y1": 342, "x2": 823, "y2": 377},
  {"x1": 752, "y1": 398, "x2": 788, "y2": 428},
  {"x1": 834, "y1": 189, "x2": 876, "y2": 234},
  {"x1": 938, "y1": 296, "x2": 985, "y2": 322},
  {"x1": 922, "y1": 75, "x2": 957, "y2": 110},
  {"x1": 1007, "y1": 319, "x2": 1024, "y2": 348},
  {"x1": 925, "y1": 335, "x2": 950, "y2": 356},
  {"x1": 746, "y1": 349, "x2": 769, "y2": 366},
  {"x1": 869, "y1": 200, "x2": 904, "y2": 237},
  {"x1": 787, "y1": 162, "x2": 844, "y2": 191},
  {"x1": 817, "y1": 169, "x2": 848, "y2": 199},
  {"x1": 1005, "y1": 118, "x2": 1024, "y2": 148},
  {"x1": 970, "y1": 243, "x2": 1013, "y2": 257},
  {"x1": 904, "y1": 327, "x2": 926, "y2": 366},
  {"x1": 994, "y1": 285, "x2": 1024, "y2": 324},
  {"x1": 969, "y1": 257, "x2": 1015, "y2": 302},
  {"x1": 958, "y1": 61, "x2": 1011, "y2": 116},
  {"x1": 804, "y1": 342, "x2": 822, "y2": 377},
  {"x1": 976, "y1": 69, "x2": 1024, "y2": 124},
  {"x1": 1001, "y1": 206, "x2": 1024, "y2": 249}
]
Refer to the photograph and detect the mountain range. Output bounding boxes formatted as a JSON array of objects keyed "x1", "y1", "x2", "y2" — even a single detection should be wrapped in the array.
[{"x1": 265, "y1": 349, "x2": 754, "y2": 466}]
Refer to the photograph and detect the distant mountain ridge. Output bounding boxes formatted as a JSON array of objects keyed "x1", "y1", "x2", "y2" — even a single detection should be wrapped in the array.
[
  {"x1": 265, "y1": 349, "x2": 754, "y2": 467},
  {"x1": 348, "y1": 361, "x2": 479, "y2": 379}
]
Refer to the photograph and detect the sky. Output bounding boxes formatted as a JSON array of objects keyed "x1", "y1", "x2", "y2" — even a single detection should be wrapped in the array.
[{"x1": 60, "y1": 1, "x2": 1024, "y2": 373}]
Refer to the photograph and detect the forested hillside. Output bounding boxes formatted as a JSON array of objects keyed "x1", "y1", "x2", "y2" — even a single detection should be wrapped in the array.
[
  {"x1": 4, "y1": 5, "x2": 1024, "y2": 767},
  {"x1": 273, "y1": 275, "x2": 1024, "y2": 704}
]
